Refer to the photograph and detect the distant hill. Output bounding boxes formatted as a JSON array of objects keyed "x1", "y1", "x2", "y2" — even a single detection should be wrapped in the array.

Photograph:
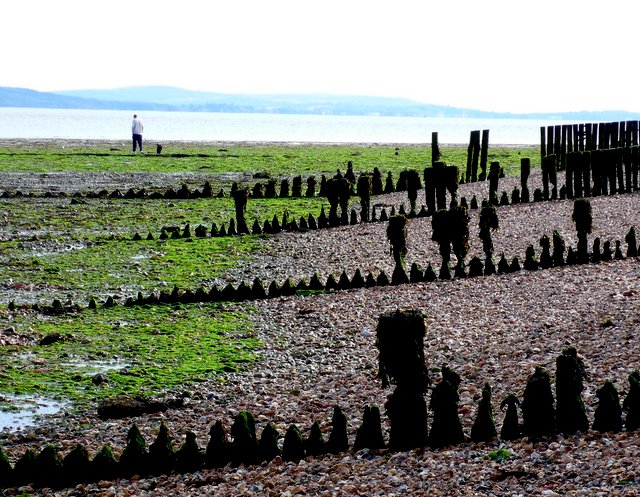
[{"x1": 2, "y1": 86, "x2": 640, "y2": 121}]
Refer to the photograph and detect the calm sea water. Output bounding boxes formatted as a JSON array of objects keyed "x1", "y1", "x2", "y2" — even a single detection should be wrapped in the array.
[{"x1": 0, "y1": 107, "x2": 573, "y2": 145}]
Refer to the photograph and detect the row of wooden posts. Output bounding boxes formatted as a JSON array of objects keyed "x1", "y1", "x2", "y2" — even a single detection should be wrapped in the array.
[
  {"x1": 540, "y1": 120, "x2": 640, "y2": 171},
  {"x1": 1, "y1": 338, "x2": 639, "y2": 490}
]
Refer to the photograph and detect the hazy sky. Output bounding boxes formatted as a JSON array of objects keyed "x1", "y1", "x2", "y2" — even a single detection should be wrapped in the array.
[{"x1": 3, "y1": 0, "x2": 638, "y2": 113}]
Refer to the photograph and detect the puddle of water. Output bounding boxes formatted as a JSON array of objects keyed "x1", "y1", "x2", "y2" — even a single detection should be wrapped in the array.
[
  {"x1": 60, "y1": 358, "x2": 130, "y2": 376},
  {"x1": 0, "y1": 395, "x2": 67, "y2": 432}
]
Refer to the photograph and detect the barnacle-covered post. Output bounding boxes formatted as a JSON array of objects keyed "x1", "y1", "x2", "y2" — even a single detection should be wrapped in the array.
[
  {"x1": 376, "y1": 309, "x2": 429, "y2": 450},
  {"x1": 470, "y1": 383, "x2": 497, "y2": 443},
  {"x1": 429, "y1": 366, "x2": 465, "y2": 449},
  {"x1": 445, "y1": 165, "x2": 460, "y2": 207},
  {"x1": 433, "y1": 161, "x2": 448, "y2": 210},
  {"x1": 231, "y1": 187, "x2": 250, "y2": 235},
  {"x1": 387, "y1": 214, "x2": 409, "y2": 285},
  {"x1": 572, "y1": 198, "x2": 592, "y2": 263},
  {"x1": 488, "y1": 161, "x2": 501, "y2": 206},
  {"x1": 520, "y1": 157, "x2": 531, "y2": 203},
  {"x1": 431, "y1": 209, "x2": 452, "y2": 279},
  {"x1": 326, "y1": 178, "x2": 351, "y2": 227},
  {"x1": 522, "y1": 366, "x2": 556, "y2": 438},
  {"x1": 423, "y1": 166, "x2": 436, "y2": 214},
  {"x1": 372, "y1": 167, "x2": 384, "y2": 195},
  {"x1": 357, "y1": 174, "x2": 372, "y2": 222},
  {"x1": 450, "y1": 205, "x2": 470, "y2": 277},
  {"x1": 405, "y1": 169, "x2": 421, "y2": 215},
  {"x1": 479, "y1": 204, "x2": 499, "y2": 275},
  {"x1": 555, "y1": 347, "x2": 589, "y2": 434},
  {"x1": 542, "y1": 154, "x2": 558, "y2": 200}
]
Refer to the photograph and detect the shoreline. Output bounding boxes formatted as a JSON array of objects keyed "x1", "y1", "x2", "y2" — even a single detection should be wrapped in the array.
[{"x1": 0, "y1": 137, "x2": 538, "y2": 149}]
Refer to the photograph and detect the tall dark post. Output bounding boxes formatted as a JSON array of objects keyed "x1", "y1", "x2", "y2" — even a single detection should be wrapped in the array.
[
  {"x1": 423, "y1": 167, "x2": 436, "y2": 214},
  {"x1": 615, "y1": 147, "x2": 625, "y2": 193},
  {"x1": 569, "y1": 152, "x2": 583, "y2": 198},
  {"x1": 376, "y1": 310, "x2": 429, "y2": 451},
  {"x1": 231, "y1": 188, "x2": 249, "y2": 235},
  {"x1": 479, "y1": 205, "x2": 499, "y2": 275},
  {"x1": 326, "y1": 178, "x2": 350, "y2": 227},
  {"x1": 565, "y1": 152, "x2": 575, "y2": 199},
  {"x1": 488, "y1": 161, "x2": 500, "y2": 206},
  {"x1": 450, "y1": 205, "x2": 470, "y2": 277},
  {"x1": 556, "y1": 347, "x2": 589, "y2": 434},
  {"x1": 431, "y1": 209, "x2": 452, "y2": 279},
  {"x1": 357, "y1": 174, "x2": 372, "y2": 222},
  {"x1": 541, "y1": 154, "x2": 557, "y2": 200},
  {"x1": 466, "y1": 131, "x2": 481, "y2": 183},
  {"x1": 572, "y1": 198, "x2": 592, "y2": 264},
  {"x1": 582, "y1": 151, "x2": 592, "y2": 197},
  {"x1": 433, "y1": 161, "x2": 447, "y2": 210},
  {"x1": 405, "y1": 169, "x2": 421, "y2": 215},
  {"x1": 547, "y1": 126, "x2": 554, "y2": 162},
  {"x1": 559, "y1": 125, "x2": 568, "y2": 171},
  {"x1": 479, "y1": 129, "x2": 490, "y2": 181},
  {"x1": 387, "y1": 215, "x2": 409, "y2": 285},
  {"x1": 520, "y1": 157, "x2": 531, "y2": 203},
  {"x1": 540, "y1": 126, "x2": 546, "y2": 164},
  {"x1": 429, "y1": 366, "x2": 464, "y2": 449},
  {"x1": 431, "y1": 132, "x2": 440, "y2": 166},
  {"x1": 554, "y1": 125, "x2": 562, "y2": 162}
]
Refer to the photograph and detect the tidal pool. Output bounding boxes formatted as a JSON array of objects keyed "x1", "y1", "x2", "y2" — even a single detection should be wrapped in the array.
[{"x1": 0, "y1": 394, "x2": 66, "y2": 432}]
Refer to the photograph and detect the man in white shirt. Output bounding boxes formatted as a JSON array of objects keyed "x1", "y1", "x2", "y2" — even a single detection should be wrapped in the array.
[{"x1": 131, "y1": 114, "x2": 144, "y2": 153}]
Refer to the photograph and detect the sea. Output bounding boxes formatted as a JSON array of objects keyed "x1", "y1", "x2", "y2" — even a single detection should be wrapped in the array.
[{"x1": 0, "y1": 107, "x2": 574, "y2": 145}]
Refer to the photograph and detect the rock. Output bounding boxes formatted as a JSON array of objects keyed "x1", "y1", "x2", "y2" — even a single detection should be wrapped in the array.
[
  {"x1": 97, "y1": 395, "x2": 172, "y2": 419},
  {"x1": 92, "y1": 373, "x2": 109, "y2": 386}
]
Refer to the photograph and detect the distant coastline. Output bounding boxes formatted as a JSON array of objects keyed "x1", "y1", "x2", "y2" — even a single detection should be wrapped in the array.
[{"x1": 1, "y1": 85, "x2": 639, "y2": 122}]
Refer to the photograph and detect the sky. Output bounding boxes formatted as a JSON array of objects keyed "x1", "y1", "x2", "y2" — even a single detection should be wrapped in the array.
[{"x1": 3, "y1": 0, "x2": 639, "y2": 114}]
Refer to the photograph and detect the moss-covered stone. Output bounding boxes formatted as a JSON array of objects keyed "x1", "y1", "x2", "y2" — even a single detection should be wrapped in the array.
[
  {"x1": 353, "y1": 405, "x2": 385, "y2": 451},
  {"x1": 593, "y1": 380, "x2": 622, "y2": 433},
  {"x1": 305, "y1": 421, "x2": 327, "y2": 457},
  {"x1": 539, "y1": 234, "x2": 553, "y2": 269},
  {"x1": 325, "y1": 273, "x2": 339, "y2": 291},
  {"x1": 338, "y1": 270, "x2": 351, "y2": 290},
  {"x1": 376, "y1": 270, "x2": 390, "y2": 286},
  {"x1": 351, "y1": 269, "x2": 366, "y2": 288},
  {"x1": 119, "y1": 423, "x2": 149, "y2": 476},
  {"x1": 36, "y1": 444, "x2": 64, "y2": 488},
  {"x1": 282, "y1": 424, "x2": 305, "y2": 462},
  {"x1": 555, "y1": 347, "x2": 589, "y2": 435},
  {"x1": 230, "y1": 411, "x2": 258, "y2": 466},
  {"x1": 308, "y1": 272, "x2": 324, "y2": 291},
  {"x1": 0, "y1": 444, "x2": 12, "y2": 487},
  {"x1": 522, "y1": 366, "x2": 556, "y2": 438},
  {"x1": 552, "y1": 230, "x2": 565, "y2": 266},
  {"x1": 429, "y1": 366, "x2": 464, "y2": 449},
  {"x1": 409, "y1": 262, "x2": 425, "y2": 283},
  {"x1": 327, "y1": 406, "x2": 349, "y2": 455},
  {"x1": 387, "y1": 215, "x2": 410, "y2": 285},
  {"x1": 471, "y1": 383, "x2": 497, "y2": 443},
  {"x1": 377, "y1": 310, "x2": 429, "y2": 451},
  {"x1": 148, "y1": 420, "x2": 175, "y2": 475},
  {"x1": 91, "y1": 444, "x2": 118, "y2": 481},
  {"x1": 626, "y1": 227, "x2": 638, "y2": 257},
  {"x1": 623, "y1": 370, "x2": 640, "y2": 432},
  {"x1": 258, "y1": 423, "x2": 280, "y2": 463},
  {"x1": 468, "y1": 256, "x2": 484, "y2": 277},
  {"x1": 13, "y1": 447, "x2": 38, "y2": 486},
  {"x1": 175, "y1": 430, "x2": 202, "y2": 473},
  {"x1": 497, "y1": 254, "x2": 510, "y2": 275},
  {"x1": 500, "y1": 393, "x2": 521, "y2": 441},
  {"x1": 205, "y1": 420, "x2": 229, "y2": 469},
  {"x1": 523, "y1": 245, "x2": 539, "y2": 270},
  {"x1": 62, "y1": 443, "x2": 91, "y2": 485}
]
